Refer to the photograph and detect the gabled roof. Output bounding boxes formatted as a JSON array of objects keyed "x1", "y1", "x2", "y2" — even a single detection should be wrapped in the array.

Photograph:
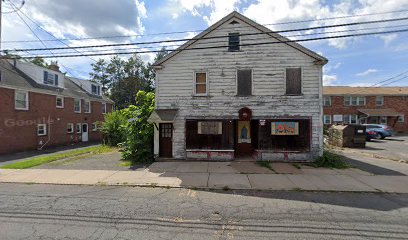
[
  {"x1": 154, "y1": 11, "x2": 327, "y2": 66},
  {"x1": 323, "y1": 86, "x2": 408, "y2": 96}
]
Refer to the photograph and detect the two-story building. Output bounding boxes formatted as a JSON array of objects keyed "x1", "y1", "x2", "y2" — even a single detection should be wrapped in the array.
[
  {"x1": 323, "y1": 86, "x2": 408, "y2": 133},
  {"x1": 148, "y1": 11, "x2": 327, "y2": 162},
  {"x1": 0, "y1": 59, "x2": 113, "y2": 155}
]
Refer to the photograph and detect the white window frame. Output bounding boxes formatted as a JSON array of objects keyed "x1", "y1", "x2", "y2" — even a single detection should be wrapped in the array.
[
  {"x1": 37, "y1": 124, "x2": 47, "y2": 136},
  {"x1": 344, "y1": 114, "x2": 358, "y2": 124},
  {"x1": 92, "y1": 122, "x2": 98, "y2": 131},
  {"x1": 344, "y1": 96, "x2": 365, "y2": 106},
  {"x1": 193, "y1": 71, "x2": 208, "y2": 96},
  {"x1": 56, "y1": 96, "x2": 64, "y2": 108},
  {"x1": 397, "y1": 115, "x2": 405, "y2": 123},
  {"x1": 91, "y1": 84, "x2": 101, "y2": 95},
  {"x1": 84, "y1": 100, "x2": 91, "y2": 113},
  {"x1": 380, "y1": 116, "x2": 387, "y2": 124},
  {"x1": 375, "y1": 96, "x2": 384, "y2": 106},
  {"x1": 323, "y1": 96, "x2": 331, "y2": 106},
  {"x1": 102, "y1": 103, "x2": 107, "y2": 114},
  {"x1": 76, "y1": 123, "x2": 82, "y2": 133},
  {"x1": 15, "y1": 90, "x2": 29, "y2": 110},
  {"x1": 323, "y1": 115, "x2": 332, "y2": 125},
  {"x1": 74, "y1": 99, "x2": 81, "y2": 113},
  {"x1": 44, "y1": 71, "x2": 58, "y2": 86},
  {"x1": 67, "y1": 123, "x2": 74, "y2": 133}
]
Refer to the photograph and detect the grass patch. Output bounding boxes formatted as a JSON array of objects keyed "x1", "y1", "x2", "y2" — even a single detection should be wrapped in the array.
[
  {"x1": 256, "y1": 161, "x2": 274, "y2": 171},
  {"x1": 1, "y1": 145, "x2": 114, "y2": 169},
  {"x1": 118, "y1": 160, "x2": 133, "y2": 167},
  {"x1": 292, "y1": 163, "x2": 301, "y2": 169},
  {"x1": 310, "y1": 150, "x2": 350, "y2": 169}
]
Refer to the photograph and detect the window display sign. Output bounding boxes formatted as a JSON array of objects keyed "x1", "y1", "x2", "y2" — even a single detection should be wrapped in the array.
[
  {"x1": 271, "y1": 122, "x2": 299, "y2": 135},
  {"x1": 238, "y1": 121, "x2": 251, "y2": 143},
  {"x1": 198, "y1": 121, "x2": 222, "y2": 134}
]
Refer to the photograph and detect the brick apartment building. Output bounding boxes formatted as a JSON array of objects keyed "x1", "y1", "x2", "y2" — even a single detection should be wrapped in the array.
[
  {"x1": 0, "y1": 59, "x2": 113, "y2": 155},
  {"x1": 323, "y1": 86, "x2": 408, "y2": 133}
]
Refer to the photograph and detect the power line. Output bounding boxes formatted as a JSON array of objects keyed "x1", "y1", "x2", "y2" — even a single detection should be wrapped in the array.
[
  {"x1": 9, "y1": 28, "x2": 408, "y2": 59},
  {"x1": 4, "y1": 16, "x2": 408, "y2": 53},
  {"x1": 3, "y1": 8, "x2": 408, "y2": 43}
]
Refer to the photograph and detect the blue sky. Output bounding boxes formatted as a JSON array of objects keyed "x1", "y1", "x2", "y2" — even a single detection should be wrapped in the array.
[{"x1": 2, "y1": 0, "x2": 408, "y2": 86}]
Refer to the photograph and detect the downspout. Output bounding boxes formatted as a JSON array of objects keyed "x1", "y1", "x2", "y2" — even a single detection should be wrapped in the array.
[{"x1": 38, "y1": 116, "x2": 52, "y2": 150}]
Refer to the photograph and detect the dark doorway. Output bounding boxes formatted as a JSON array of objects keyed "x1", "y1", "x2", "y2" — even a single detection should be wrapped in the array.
[
  {"x1": 159, "y1": 123, "x2": 173, "y2": 158},
  {"x1": 235, "y1": 120, "x2": 253, "y2": 157}
]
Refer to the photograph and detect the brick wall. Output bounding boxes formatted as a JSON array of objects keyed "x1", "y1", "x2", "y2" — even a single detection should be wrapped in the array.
[
  {"x1": 323, "y1": 95, "x2": 408, "y2": 132},
  {"x1": 0, "y1": 87, "x2": 113, "y2": 154}
]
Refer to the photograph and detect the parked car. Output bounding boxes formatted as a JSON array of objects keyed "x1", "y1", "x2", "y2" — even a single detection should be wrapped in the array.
[
  {"x1": 365, "y1": 129, "x2": 381, "y2": 141},
  {"x1": 363, "y1": 124, "x2": 394, "y2": 139}
]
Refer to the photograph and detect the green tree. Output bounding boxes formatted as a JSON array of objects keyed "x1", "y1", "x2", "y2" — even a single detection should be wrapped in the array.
[
  {"x1": 120, "y1": 91, "x2": 155, "y2": 162},
  {"x1": 100, "y1": 111, "x2": 127, "y2": 146},
  {"x1": 30, "y1": 57, "x2": 49, "y2": 68}
]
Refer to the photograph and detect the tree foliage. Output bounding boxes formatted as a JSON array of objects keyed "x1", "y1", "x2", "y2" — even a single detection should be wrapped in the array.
[{"x1": 100, "y1": 111, "x2": 127, "y2": 147}]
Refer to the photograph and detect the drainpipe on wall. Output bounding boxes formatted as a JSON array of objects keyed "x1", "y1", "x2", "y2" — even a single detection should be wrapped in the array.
[{"x1": 38, "y1": 116, "x2": 52, "y2": 151}]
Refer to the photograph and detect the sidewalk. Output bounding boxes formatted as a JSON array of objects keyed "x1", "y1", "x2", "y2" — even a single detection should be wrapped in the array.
[{"x1": 1, "y1": 162, "x2": 408, "y2": 193}]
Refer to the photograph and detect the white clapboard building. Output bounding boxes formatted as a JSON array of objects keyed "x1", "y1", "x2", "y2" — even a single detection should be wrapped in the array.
[{"x1": 148, "y1": 11, "x2": 327, "y2": 161}]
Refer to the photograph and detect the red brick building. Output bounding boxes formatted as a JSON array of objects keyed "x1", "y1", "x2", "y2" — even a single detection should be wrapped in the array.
[
  {"x1": 0, "y1": 60, "x2": 113, "y2": 155},
  {"x1": 323, "y1": 86, "x2": 408, "y2": 133}
]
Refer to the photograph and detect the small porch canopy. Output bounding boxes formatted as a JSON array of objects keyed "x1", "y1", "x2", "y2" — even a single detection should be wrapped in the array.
[
  {"x1": 357, "y1": 108, "x2": 402, "y2": 117},
  {"x1": 148, "y1": 109, "x2": 178, "y2": 123}
]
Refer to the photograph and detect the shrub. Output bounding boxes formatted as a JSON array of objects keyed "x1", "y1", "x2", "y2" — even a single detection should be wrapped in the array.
[
  {"x1": 120, "y1": 91, "x2": 155, "y2": 162},
  {"x1": 312, "y1": 150, "x2": 350, "y2": 169},
  {"x1": 101, "y1": 111, "x2": 127, "y2": 146}
]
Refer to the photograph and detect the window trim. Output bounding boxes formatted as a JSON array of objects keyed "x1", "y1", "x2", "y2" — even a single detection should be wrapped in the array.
[
  {"x1": 74, "y1": 99, "x2": 81, "y2": 113},
  {"x1": 193, "y1": 71, "x2": 208, "y2": 96},
  {"x1": 235, "y1": 68, "x2": 253, "y2": 96},
  {"x1": 376, "y1": 96, "x2": 384, "y2": 106},
  {"x1": 67, "y1": 123, "x2": 74, "y2": 133},
  {"x1": 380, "y1": 116, "x2": 387, "y2": 124},
  {"x1": 56, "y1": 96, "x2": 64, "y2": 108},
  {"x1": 323, "y1": 115, "x2": 332, "y2": 125},
  {"x1": 102, "y1": 103, "x2": 107, "y2": 114},
  {"x1": 344, "y1": 96, "x2": 366, "y2": 106},
  {"x1": 43, "y1": 71, "x2": 59, "y2": 86},
  {"x1": 92, "y1": 123, "x2": 98, "y2": 131},
  {"x1": 15, "y1": 90, "x2": 29, "y2": 110},
  {"x1": 228, "y1": 32, "x2": 240, "y2": 51},
  {"x1": 91, "y1": 84, "x2": 101, "y2": 95},
  {"x1": 84, "y1": 100, "x2": 91, "y2": 113},
  {"x1": 76, "y1": 123, "x2": 82, "y2": 133},
  {"x1": 397, "y1": 115, "x2": 405, "y2": 123},
  {"x1": 344, "y1": 114, "x2": 358, "y2": 124},
  {"x1": 285, "y1": 67, "x2": 303, "y2": 96},
  {"x1": 323, "y1": 96, "x2": 331, "y2": 106},
  {"x1": 37, "y1": 124, "x2": 47, "y2": 136}
]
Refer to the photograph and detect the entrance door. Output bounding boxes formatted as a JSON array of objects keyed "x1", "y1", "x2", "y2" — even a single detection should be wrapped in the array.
[
  {"x1": 82, "y1": 124, "x2": 89, "y2": 142},
  {"x1": 236, "y1": 120, "x2": 253, "y2": 157},
  {"x1": 159, "y1": 123, "x2": 173, "y2": 158}
]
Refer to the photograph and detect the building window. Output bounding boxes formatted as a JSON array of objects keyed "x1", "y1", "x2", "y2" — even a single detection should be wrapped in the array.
[
  {"x1": 67, "y1": 123, "x2": 74, "y2": 133},
  {"x1": 43, "y1": 71, "x2": 59, "y2": 86},
  {"x1": 15, "y1": 90, "x2": 29, "y2": 110},
  {"x1": 344, "y1": 115, "x2": 358, "y2": 124},
  {"x1": 198, "y1": 121, "x2": 223, "y2": 134},
  {"x1": 323, "y1": 115, "x2": 332, "y2": 125},
  {"x1": 228, "y1": 33, "x2": 240, "y2": 51},
  {"x1": 84, "y1": 100, "x2": 91, "y2": 113},
  {"x1": 344, "y1": 96, "x2": 365, "y2": 106},
  {"x1": 194, "y1": 72, "x2": 207, "y2": 95},
  {"x1": 397, "y1": 115, "x2": 405, "y2": 123},
  {"x1": 92, "y1": 123, "x2": 98, "y2": 131},
  {"x1": 37, "y1": 124, "x2": 47, "y2": 136},
  {"x1": 286, "y1": 68, "x2": 302, "y2": 95},
  {"x1": 76, "y1": 123, "x2": 82, "y2": 133},
  {"x1": 91, "y1": 84, "x2": 101, "y2": 95},
  {"x1": 74, "y1": 99, "x2": 81, "y2": 113},
  {"x1": 237, "y1": 69, "x2": 252, "y2": 96},
  {"x1": 376, "y1": 96, "x2": 384, "y2": 106},
  {"x1": 323, "y1": 96, "x2": 331, "y2": 106},
  {"x1": 56, "y1": 96, "x2": 64, "y2": 108},
  {"x1": 102, "y1": 103, "x2": 107, "y2": 114},
  {"x1": 380, "y1": 116, "x2": 387, "y2": 124}
]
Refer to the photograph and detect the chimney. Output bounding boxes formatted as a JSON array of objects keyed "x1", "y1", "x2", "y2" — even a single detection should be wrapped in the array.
[{"x1": 49, "y1": 61, "x2": 60, "y2": 72}]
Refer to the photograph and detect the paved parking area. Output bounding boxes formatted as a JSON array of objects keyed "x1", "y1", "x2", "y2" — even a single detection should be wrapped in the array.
[{"x1": 354, "y1": 135, "x2": 408, "y2": 161}]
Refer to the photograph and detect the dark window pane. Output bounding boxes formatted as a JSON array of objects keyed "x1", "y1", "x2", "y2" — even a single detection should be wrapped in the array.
[
  {"x1": 237, "y1": 69, "x2": 252, "y2": 96},
  {"x1": 286, "y1": 68, "x2": 302, "y2": 95},
  {"x1": 228, "y1": 33, "x2": 240, "y2": 51}
]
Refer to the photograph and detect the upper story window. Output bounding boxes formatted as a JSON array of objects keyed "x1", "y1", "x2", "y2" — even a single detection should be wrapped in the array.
[
  {"x1": 91, "y1": 84, "x2": 101, "y2": 95},
  {"x1": 15, "y1": 90, "x2": 29, "y2": 110},
  {"x1": 102, "y1": 103, "x2": 107, "y2": 114},
  {"x1": 286, "y1": 68, "x2": 302, "y2": 95},
  {"x1": 74, "y1": 99, "x2": 81, "y2": 113},
  {"x1": 56, "y1": 96, "x2": 64, "y2": 108},
  {"x1": 237, "y1": 69, "x2": 252, "y2": 96},
  {"x1": 43, "y1": 71, "x2": 59, "y2": 86},
  {"x1": 84, "y1": 100, "x2": 91, "y2": 113},
  {"x1": 194, "y1": 72, "x2": 207, "y2": 95},
  {"x1": 323, "y1": 96, "x2": 331, "y2": 106},
  {"x1": 376, "y1": 96, "x2": 384, "y2": 106},
  {"x1": 323, "y1": 115, "x2": 332, "y2": 125},
  {"x1": 344, "y1": 96, "x2": 365, "y2": 106},
  {"x1": 228, "y1": 33, "x2": 240, "y2": 51}
]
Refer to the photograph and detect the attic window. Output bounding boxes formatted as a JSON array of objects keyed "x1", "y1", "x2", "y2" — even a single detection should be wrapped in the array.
[
  {"x1": 229, "y1": 20, "x2": 239, "y2": 25},
  {"x1": 43, "y1": 71, "x2": 59, "y2": 86},
  {"x1": 91, "y1": 84, "x2": 101, "y2": 95},
  {"x1": 228, "y1": 33, "x2": 240, "y2": 51}
]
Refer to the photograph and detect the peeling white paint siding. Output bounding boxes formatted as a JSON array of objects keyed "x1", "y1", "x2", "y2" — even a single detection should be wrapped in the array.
[{"x1": 155, "y1": 17, "x2": 324, "y2": 160}]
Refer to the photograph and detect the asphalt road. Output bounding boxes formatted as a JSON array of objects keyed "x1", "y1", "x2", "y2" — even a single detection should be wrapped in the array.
[{"x1": 0, "y1": 184, "x2": 407, "y2": 240}]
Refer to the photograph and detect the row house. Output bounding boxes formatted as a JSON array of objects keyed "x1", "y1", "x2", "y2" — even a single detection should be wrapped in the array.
[
  {"x1": 323, "y1": 86, "x2": 408, "y2": 133},
  {"x1": 149, "y1": 12, "x2": 327, "y2": 162},
  {"x1": 0, "y1": 59, "x2": 113, "y2": 155}
]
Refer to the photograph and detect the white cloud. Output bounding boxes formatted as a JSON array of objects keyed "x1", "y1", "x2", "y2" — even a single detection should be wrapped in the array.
[
  {"x1": 356, "y1": 68, "x2": 378, "y2": 76},
  {"x1": 323, "y1": 74, "x2": 337, "y2": 86},
  {"x1": 379, "y1": 34, "x2": 398, "y2": 46}
]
